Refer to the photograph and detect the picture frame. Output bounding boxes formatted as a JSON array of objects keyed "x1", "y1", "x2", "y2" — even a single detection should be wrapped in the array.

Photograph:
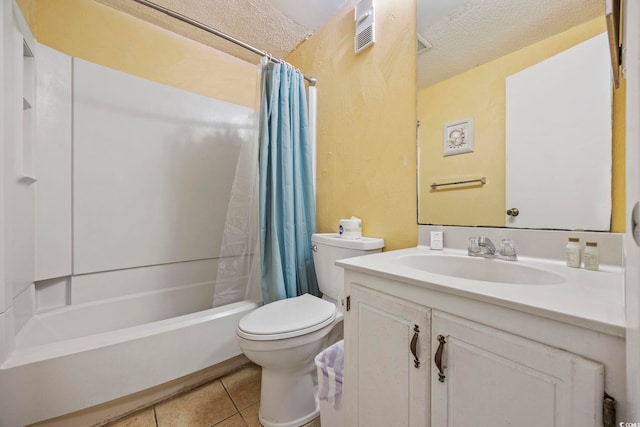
[{"x1": 443, "y1": 117, "x2": 474, "y2": 156}]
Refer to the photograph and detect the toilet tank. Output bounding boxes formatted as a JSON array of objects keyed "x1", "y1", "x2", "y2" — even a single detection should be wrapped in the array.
[{"x1": 311, "y1": 233, "x2": 384, "y2": 302}]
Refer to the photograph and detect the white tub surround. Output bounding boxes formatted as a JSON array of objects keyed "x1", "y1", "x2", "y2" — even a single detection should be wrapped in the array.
[
  {"x1": 0, "y1": 298, "x2": 258, "y2": 426},
  {"x1": 0, "y1": 30, "x2": 261, "y2": 426},
  {"x1": 339, "y1": 226, "x2": 626, "y2": 424},
  {"x1": 0, "y1": 255, "x2": 259, "y2": 426}
]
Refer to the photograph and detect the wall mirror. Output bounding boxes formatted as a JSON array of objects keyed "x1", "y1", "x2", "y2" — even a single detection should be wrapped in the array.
[{"x1": 416, "y1": 0, "x2": 622, "y2": 231}]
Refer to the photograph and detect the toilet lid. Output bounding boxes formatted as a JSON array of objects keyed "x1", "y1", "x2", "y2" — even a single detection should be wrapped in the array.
[{"x1": 238, "y1": 294, "x2": 336, "y2": 339}]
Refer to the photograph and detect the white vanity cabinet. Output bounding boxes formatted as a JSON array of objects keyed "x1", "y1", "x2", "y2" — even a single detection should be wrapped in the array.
[
  {"x1": 344, "y1": 283, "x2": 430, "y2": 427},
  {"x1": 431, "y1": 311, "x2": 604, "y2": 427},
  {"x1": 342, "y1": 269, "x2": 624, "y2": 427}
]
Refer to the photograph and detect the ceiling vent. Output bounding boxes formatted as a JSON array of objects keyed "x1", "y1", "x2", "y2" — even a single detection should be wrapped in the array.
[
  {"x1": 417, "y1": 33, "x2": 433, "y2": 54},
  {"x1": 354, "y1": 0, "x2": 375, "y2": 54}
]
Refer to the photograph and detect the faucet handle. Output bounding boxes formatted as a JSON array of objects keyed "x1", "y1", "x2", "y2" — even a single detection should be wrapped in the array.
[
  {"x1": 497, "y1": 239, "x2": 517, "y2": 261},
  {"x1": 467, "y1": 237, "x2": 481, "y2": 255}
]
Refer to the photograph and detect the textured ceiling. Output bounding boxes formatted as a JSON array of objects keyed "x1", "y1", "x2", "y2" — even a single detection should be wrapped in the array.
[
  {"x1": 97, "y1": 0, "x2": 359, "y2": 64},
  {"x1": 417, "y1": 0, "x2": 605, "y2": 89},
  {"x1": 96, "y1": 0, "x2": 606, "y2": 89}
]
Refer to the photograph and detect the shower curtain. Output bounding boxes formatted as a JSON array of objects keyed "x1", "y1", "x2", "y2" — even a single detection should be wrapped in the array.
[
  {"x1": 213, "y1": 61, "x2": 263, "y2": 307},
  {"x1": 259, "y1": 62, "x2": 319, "y2": 304}
]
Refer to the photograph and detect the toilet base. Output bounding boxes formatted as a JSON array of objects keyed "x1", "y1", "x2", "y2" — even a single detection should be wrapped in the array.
[
  {"x1": 258, "y1": 389, "x2": 319, "y2": 427},
  {"x1": 257, "y1": 363, "x2": 320, "y2": 427}
]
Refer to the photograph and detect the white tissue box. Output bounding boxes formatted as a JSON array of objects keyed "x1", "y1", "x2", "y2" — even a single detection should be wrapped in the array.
[{"x1": 339, "y1": 217, "x2": 362, "y2": 239}]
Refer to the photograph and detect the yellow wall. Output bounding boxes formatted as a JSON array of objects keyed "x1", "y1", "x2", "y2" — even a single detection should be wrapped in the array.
[
  {"x1": 418, "y1": 17, "x2": 626, "y2": 231},
  {"x1": 287, "y1": 1, "x2": 417, "y2": 250},
  {"x1": 16, "y1": 0, "x2": 35, "y2": 28},
  {"x1": 17, "y1": 0, "x2": 418, "y2": 251},
  {"x1": 17, "y1": 0, "x2": 257, "y2": 107},
  {"x1": 17, "y1": 0, "x2": 623, "y2": 241}
]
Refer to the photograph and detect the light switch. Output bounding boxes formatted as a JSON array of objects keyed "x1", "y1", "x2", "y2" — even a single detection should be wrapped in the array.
[{"x1": 430, "y1": 231, "x2": 443, "y2": 250}]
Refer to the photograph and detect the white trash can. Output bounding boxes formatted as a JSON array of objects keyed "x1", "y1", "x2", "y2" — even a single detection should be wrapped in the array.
[{"x1": 315, "y1": 339, "x2": 344, "y2": 427}]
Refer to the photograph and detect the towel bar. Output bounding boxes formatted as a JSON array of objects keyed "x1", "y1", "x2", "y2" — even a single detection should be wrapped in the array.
[{"x1": 430, "y1": 177, "x2": 486, "y2": 189}]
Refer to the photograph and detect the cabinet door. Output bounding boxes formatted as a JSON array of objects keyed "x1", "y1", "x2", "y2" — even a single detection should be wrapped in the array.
[
  {"x1": 431, "y1": 312, "x2": 604, "y2": 427},
  {"x1": 344, "y1": 283, "x2": 430, "y2": 427}
]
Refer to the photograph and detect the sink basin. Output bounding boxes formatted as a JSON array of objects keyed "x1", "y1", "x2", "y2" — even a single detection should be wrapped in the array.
[{"x1": 397, "y1": 254, "x2": 566, "y2": 285}]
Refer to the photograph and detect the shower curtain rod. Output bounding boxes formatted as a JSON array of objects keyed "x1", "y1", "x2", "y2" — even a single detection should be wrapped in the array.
[{"x1": 131, "y1": 0, "x2": 317, "y2": 86}]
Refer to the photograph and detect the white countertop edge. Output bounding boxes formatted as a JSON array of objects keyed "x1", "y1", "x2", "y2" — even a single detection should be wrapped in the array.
[{"x1": 336, "y1": 247, "x2": 626, "y2": 338}]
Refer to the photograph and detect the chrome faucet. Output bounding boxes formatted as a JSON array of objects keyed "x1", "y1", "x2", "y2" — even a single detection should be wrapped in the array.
[
  {"x1": 468, "y1": 237, "x2": 517, "y2": 261},
  {"x1": 477, "y1": 237, "x2": 496, "y2": 256}
]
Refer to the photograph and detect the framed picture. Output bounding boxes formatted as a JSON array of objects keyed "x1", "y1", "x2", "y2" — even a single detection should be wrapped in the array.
[{"x1": 443, "y1": 117, "x2": 474, "y2": 156}]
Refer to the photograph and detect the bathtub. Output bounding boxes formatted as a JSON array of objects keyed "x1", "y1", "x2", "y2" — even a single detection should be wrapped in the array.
[{"x1": 0, "y1": 283, "x2": 258, "y2": 426}]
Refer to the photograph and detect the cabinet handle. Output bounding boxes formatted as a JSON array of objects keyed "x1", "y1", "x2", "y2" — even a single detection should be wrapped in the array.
[
  {"x1": 410, "y1": 325, "x2": 420, "y2": 368},
  {"x1": 435, "y1": 335, "x2": 446, "y2": 382}
]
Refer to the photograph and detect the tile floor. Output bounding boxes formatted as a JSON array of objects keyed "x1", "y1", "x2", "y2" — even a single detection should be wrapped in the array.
[{"x1": 106, "y1": 364, "x2": 321, "y2": 427}]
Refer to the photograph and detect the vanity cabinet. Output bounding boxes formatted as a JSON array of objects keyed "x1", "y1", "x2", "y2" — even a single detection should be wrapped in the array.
[
  {"x1": 343, "y1": 273, "x2": 619, "y2": 427},
  {"x1": 344, "y1": 284, "x2": 430, "y2": 427},
  {"x1": 431, "y1": 311, "x2": 604, "y2": 427}
]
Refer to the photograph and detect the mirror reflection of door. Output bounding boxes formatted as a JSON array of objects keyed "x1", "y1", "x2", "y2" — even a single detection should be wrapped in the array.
[{"x1": 505, "y1": 33, "x2": 612, "y2": 231}]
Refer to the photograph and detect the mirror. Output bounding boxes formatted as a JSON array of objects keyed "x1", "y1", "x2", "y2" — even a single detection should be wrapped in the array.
[{"x1": 416, "y1": 0, "x2": 622, "y2": 231}]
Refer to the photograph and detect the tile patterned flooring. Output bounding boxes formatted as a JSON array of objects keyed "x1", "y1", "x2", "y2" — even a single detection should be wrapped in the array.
[{"x1": 106, "y1": 364, "x2": 321, "y2": 427}]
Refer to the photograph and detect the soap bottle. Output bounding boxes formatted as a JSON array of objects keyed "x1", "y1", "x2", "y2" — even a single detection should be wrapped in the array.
[
  {"x1": 584, "y1": 242, "x2": 599, "y2": 271},
  {"x1": 566, "y1": 237, "x2": 581, "y2": 268}
]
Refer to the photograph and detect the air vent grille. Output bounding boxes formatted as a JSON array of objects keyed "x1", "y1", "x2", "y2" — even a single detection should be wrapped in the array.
[
  {"x1": 355, "y1": 25, "x2": 374, "y2": 53},
  {"x1": 354, "y1": 0, "x2": 375, "y2": 54},
  {"x1": 417, "y1": 34, "x2": 432, "y2": 54}
]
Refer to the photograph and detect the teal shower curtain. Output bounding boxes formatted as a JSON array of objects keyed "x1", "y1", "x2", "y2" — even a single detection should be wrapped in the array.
[{"x1": 259, "y1": 62, "x2": 319, "y2": 304}]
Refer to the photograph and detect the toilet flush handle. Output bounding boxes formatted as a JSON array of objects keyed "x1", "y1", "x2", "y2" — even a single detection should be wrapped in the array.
[{"x1": 311, "y1": 244, "x2": 318, "y2": 252}]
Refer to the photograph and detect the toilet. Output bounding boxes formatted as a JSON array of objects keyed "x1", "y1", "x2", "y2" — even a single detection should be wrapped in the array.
[{"x1": 236, "y1": 233, "x2": 384, "y2": 427}]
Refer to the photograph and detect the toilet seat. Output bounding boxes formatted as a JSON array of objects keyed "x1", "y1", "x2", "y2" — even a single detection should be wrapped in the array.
[{"x1": 237, "y1": 294, "x2": 336, "y2": 341}]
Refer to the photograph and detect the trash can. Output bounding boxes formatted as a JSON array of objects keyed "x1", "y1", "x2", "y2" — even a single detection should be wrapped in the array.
[{"x1": 315, "y1": 339, "x2": 344, "y2": 427}]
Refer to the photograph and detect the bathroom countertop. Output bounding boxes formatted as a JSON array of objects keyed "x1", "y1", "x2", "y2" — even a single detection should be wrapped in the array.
[{"x1": 336, "y1": 246, "x2": 626, "y2": 337}]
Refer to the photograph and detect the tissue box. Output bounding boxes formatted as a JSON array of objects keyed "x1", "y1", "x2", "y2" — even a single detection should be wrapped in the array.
[{"x1": 339, "y1": 217, "x2": 362, "y2": 239}]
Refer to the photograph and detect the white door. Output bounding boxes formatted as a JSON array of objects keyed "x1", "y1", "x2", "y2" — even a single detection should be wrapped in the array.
[
  {"x1": 505, "y1": 33, "x2": 612, "y2": 230},
  {"x1": 624, "y1": 0, "x2": 640, "y2": 419},
  {"x1": 344, "y1": 283, "x2": 430, "y2": 427},
  {"x1": 431, "y1": 312, "x2": 604, "y2": 427}
]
